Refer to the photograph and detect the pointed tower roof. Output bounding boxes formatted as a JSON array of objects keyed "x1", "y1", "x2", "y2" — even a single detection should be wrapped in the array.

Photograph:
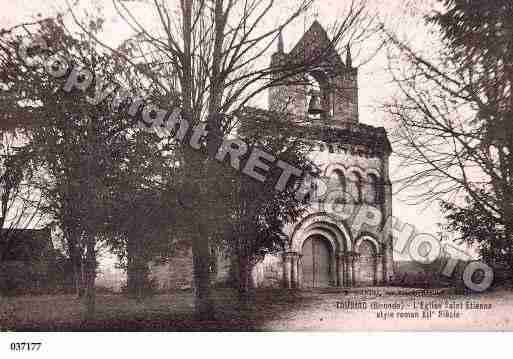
[
  {"x1": 289, "y1": 20, "x2": 344, "y2": 67},
  {"x1": 346, "y1": 44, "x2": 352, "y2": 68},
  {"x1": 277, "y1": 31, "x2": 284, "y2": 53}
]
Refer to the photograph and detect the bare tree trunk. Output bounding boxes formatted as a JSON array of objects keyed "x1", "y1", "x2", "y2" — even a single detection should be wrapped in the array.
[
  {"x1": 135, "y1": 264, "x2": 144, "y2": 301},
  {"x1": 237, "y1": 253, "x2": 256, "y2": 313},
  {"x1": 126, "y1": 233, "x2": 136, "y2": 298},
  {"x1": 83, "y1": 236, "x2": 96, "y2": 321},
  {"x1": 238, "y1": 255, "x2": 251, "y2": 300},
  {"x1": 70, "y1": 241, "x2": 84, "y2": 298},
  {"x1": 504, "y1": 211, "x2": 513, "y2": 280},
  {"x1": 126, "y1": 231, "x2": 149, "y2": 300},
  {"x1": 191, "y1": 230, "x2": 214, "y2": 320},
  {"x1": 74, "y1": 260, "x2": 85, "y2": 298},
  {"x1": 135, "y1": 260, "x2": 148, "y2": 302},
  {"x1": 65, "y1": 226, "x2": 84, "y2": 298},
  {"x1": 177, "y1": 0, "x2": 215, "y2": 320}
]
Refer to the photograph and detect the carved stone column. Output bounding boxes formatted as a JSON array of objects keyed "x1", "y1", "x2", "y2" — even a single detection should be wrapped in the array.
[
  {"x1": 336, "y1": 252, "x2": 346, "y2": 287},
  {"x1": 346, "y1": 253, "x2": 356, "y2": 287},
  {"x1": 382, "y1": 248, "x2": 388, "y2": 284},
  {"x1": 382, "y1": 244, "x2": 394, "y2": 284},
  {"x1": 352, "y1": 253, "x2": 357, "y2": 287},
  {"x1": 376, "y1": 254, "x2": 384, "y2": 285},
  {"x1": 290, "y1": 252, "x2": 301, "y2": 289},
  {"x1": 297, "y1": 254, "x2": 303, "y2": 288},
  {"x1": 282, "y1": 252, "x2": 293, "y2": 289}
]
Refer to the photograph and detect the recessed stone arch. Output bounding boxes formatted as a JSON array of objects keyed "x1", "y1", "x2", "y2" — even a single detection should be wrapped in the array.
[
  {"x1": 347, "y1": 168, "x2": 364, "y2": 203},
  {"x1": 298, "y1": 228, "x2": 339, "y2": 256},
  {"x1": 364, "y1": 169, "x2": 383, "y2": 205},
  {"x1": 366, "y1": 173, "x2": 379, "y2": 204},
  {"x1": 323, "y1": 165, "x2": 347, "y2": 201},
  {"x1": 354, "y1": 234, "x2": 383, "y2": 287},
  {"x1": 365, "y1": 168, "x2": 382, "y2": 178},
  {"x1": 290, "y1": 213, "x2": 352, "y2": 253},
  {"x1": 345, "y1": 166, "x2": 365, "y2": 178},
  {"x1": 355, "y1": 234, "x2": 382, "y2": 254},
  {"x1": 291, "y1": 214, "x2": 351, "y2": 289},
  {"x1": 325, "y1": 163, "x2": 347, "y2": 177}
]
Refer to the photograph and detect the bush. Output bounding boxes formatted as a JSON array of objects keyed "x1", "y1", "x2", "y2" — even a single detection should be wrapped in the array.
[
  {"x1": 0, "y1": 261, "x2": 39, "y2": 296},
  {"x1": 121, "y1": 275, "x2": 160, "y2": 299},
  {"x1": 0, "y1": 256, "x2": 74, "y2": 296}
]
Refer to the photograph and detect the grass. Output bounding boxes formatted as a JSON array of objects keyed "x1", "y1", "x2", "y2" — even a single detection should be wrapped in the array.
[
  {"x1": 0, "y1": 288, "x2": 310, "y2": 331},
  {"x1": 2, "y1": 287, "x2": 513, "y2": 331}
]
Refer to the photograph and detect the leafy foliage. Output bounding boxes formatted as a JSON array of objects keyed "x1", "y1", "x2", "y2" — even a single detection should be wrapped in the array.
[{"x1": 442, "y1": 194, "x2": 507, "y2": 266}]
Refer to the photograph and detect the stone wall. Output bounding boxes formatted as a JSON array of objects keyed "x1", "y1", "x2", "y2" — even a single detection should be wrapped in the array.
[
  {"x1": 149, "y1": 242, "x2": 237, "y2": 291},
  {"x1": 253, "y1": 254, "x2": 284, "y2": 288},
  {"x1": 149, "y1": 242, "x2": 194, "y2": 291}
]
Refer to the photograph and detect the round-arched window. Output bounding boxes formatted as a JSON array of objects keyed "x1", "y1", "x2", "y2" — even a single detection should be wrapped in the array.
[
  {"x1": 349, "y1": 171, "x2": 362, "y2": 203},
  {"x1": 367, "y1": 174, "x2": 379, "y2": 204},
  {"x1": 328, "y1": 169, "x2": 346, "y2": 203}
]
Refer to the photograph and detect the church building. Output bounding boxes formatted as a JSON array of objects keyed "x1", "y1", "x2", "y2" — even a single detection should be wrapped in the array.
[
  {"x1": 250, "y1": 21, "x2": 394, "y2": 288},
  {"x1": 152, "y1": 21, "x2": 394, "y2": 290}
]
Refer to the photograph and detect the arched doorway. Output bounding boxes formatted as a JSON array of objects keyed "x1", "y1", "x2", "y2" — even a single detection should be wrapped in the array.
[
  {"x1": 356, "y1": 239, "x2": 377, "y2": 286},
  {"x1": 301, "y1": 235, "x2": 332, "y2": 288},
  {"x1": 288, "y1": 214, "x2": 353, "y2": 289}
]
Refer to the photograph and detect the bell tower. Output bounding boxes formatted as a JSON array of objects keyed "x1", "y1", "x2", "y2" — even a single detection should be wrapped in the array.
[{"x1": 268, "y1": 21, "x2": 359, "y2": 125}]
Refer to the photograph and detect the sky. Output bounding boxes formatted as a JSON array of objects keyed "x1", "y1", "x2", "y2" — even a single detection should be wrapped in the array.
[{"x1": 0, "y1": 0, "x2": 475, "y2": 276}]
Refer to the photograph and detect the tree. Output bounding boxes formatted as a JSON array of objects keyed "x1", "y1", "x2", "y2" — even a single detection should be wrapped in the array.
[
  {"x1": 0, "y1": 17, "x2": 179, "y2": 318},
  {"x1": 108, "y1": 186, "x2": 182, "y2": 300},
  {"x1": 216, "y1": 108, "x2": 313, "y2": 298},
  {"x1": 442, "y1": 193, "x2": 506, "y2": 268},
  {"x1": 384, "y1": 0, "x2": 513, "y2": 272},
  {"x1": 67, "y1": 0, "x2": 376, "y2": 319}
]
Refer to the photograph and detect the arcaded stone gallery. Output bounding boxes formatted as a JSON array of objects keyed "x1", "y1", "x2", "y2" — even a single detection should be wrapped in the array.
[{"x1": 152, "y1": 21, "x2": 394, "y2": 290}]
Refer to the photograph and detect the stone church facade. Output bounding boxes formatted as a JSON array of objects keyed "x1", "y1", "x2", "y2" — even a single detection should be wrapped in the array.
[{"x1": 151, "y1": 21, "x2": 394, "y2": 290}]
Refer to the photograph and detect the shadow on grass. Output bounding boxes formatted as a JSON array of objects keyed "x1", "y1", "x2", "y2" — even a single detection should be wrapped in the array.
[{"x1": 1, "y1": 288, "x2": 318, "y2": 331}]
